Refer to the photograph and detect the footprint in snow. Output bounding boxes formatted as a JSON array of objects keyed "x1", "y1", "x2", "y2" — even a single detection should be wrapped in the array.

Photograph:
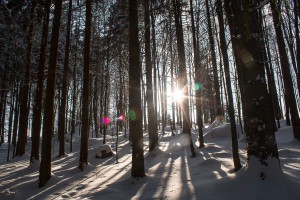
[
  {"x1": 61, "y1": 194, "x2": 70, "y2": 198},
  {"x1": 76, "y1": 184, "x2": 86, "y2": 191}
]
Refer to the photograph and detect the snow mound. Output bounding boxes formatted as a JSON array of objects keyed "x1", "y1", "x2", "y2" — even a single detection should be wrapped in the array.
[{"x1": 96, "y1": 144, "x2": 114, "y2": 158}]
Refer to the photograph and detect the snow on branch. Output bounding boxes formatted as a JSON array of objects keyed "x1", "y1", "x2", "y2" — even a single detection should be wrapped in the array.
[{"x1": 255, "y1": 0, "x2": 270, "y2": 9}]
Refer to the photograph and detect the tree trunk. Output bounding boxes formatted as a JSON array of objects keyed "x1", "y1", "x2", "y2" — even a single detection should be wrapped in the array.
[
  {"x1": 262, "y1": 16, "x2": 281, "y2": 128},
  {"x1": 271, "y1": 0, "x2": 300, "y2": 139},
  {"x1": 30, "y1": 0, "x2": 50, "y2": 163},
  {"x1": 170, "y1": 39, "x2": 176, "y2": 136},
  {"x1": 129, "y1": 0, "x2": 145, "y2": 178},
  {"x1": 224, "y1": 0, "x2": 279, "y2": 170},
  {"x1": 93, "y1": 74, "x2": 99, "y2": 138},
  {"x1": 189, "y1": 0, "x2": 204, "y2": 148},
  {"x1": 234, "y1": 69, "x2": 244, "y2": 135},
  {"x1": 170, "y1": 28, "x2": 176, "y2": 135},
  {"x1": 0, "y1": 71, "x2": 8, "y2": 145},
  {"x1": 151, "y1": 2, "x2": 158, "y2": 134},
  {"x1": 7, "y1": 87, "x2": 15, "y2": 161},
  {"x1": 79, "y1": 0, "x2": 92, "y2": 170},
  {"x1": 58, "y1": 0, "x2": 72, "y2": 157},
  {"x1": 100, "y1": 64, "x2": 104, "y2": 136},
  {"x1": 102, "y1": 67, "x2": 109, "y2": 144},
  {"x1": 39, "y1": 0, "x2": 63, "y2": 187},
  {"x1": 12, "y1": 82, "x2": 20, "y2": 158},
  {"x1": 70, "y1": 22, "x2": 80, "y2": 153},
  {"x1": 217, "y1": 0, "x2": 241, "y2": 171},
  {"x1": 16, "y1": 2, "x2": 35, "y2": 157},
  {"x1": 205, "y1": 0, "x2": 222, "y2": 119},
  {"x1": 145, "y1": 0, "x2": 158, "y2": 151},
  {"x1": 142, "y1": 79, "x2": 147, "y2": 131},
  {"x1": 295, "y1": 0, "x2": 300, "y2": 88},
  {"x1": 102, "y1": 32, "x2": 110, "y2": 144},
  {"x1": 118, "y1": 52, "x2": 124, "y2": 130},
  {"x1": 173, "y1": 0, "x2": 196, "y2": 157},
  {"x1": 1, "y1": 89, "x2": 7, "y2": 145},
  {"x1": 0, "y1": 73, "x2": 4, "y2": 145}
]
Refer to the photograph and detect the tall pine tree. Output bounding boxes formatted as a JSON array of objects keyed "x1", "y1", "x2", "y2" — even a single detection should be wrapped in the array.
[
  {"x1": 79, "y1": 0, "x2": 92, "y2": 170},
  {"x1": 224, "y1": 0, "x2": 279, "y2": 175},
  {"x1": 129, "y1": 0, "x2": 146, "y2": 178},
  {"x1": 39, "y1": 0, "x2": 63, "y2": 187}
]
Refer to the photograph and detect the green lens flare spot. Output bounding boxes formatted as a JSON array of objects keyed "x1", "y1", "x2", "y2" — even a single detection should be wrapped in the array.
[
  {"x1": 195, "y1": 82, "x2": 202, "y2": 91},
  {"x1": 129, "y1": 110, "x2": 136, "y2": 121}
]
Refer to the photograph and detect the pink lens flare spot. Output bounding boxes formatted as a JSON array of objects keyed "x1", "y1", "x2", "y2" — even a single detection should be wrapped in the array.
[{"x1": 102, "y1": 117, "x2": 110, "y2": 125}]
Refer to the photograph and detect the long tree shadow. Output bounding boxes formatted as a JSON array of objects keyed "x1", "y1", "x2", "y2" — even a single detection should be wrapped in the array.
[
  {"x1": 0, "y1": 129, "x2": 245, "y2": 200},
  {"x1": 37, "y1": 137, "x2": 133, "y2": 199},
  {"x1": 87, "y1": 130, "x2": 185, "y2": 199},
  {"x1": 184, "y1": 132, "x2": 238, "y2": 199},
  {"x1": 0, "y1": 133, "x2": 135, "y2": 200}
]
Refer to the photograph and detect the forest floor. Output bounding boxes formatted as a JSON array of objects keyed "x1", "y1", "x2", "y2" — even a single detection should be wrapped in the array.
[{"x1": 0, "y1": 120, "x2": 300, "y2": 200}]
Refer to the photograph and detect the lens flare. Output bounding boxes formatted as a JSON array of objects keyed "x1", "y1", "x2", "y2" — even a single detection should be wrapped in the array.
[
  {"x1": 118, "y1": 114, "x2": 124, "y2": 121},
  {"x1": 129, "y1": 110, "x2": 136, "y2": 121},
  {"x1": 172, "y1": 88, "x2": 184, "y2": 102},
  {"x1": 195, "y1": 82, "x2": 202, "y2": 91},
  {"x1": 102, "y1": 117, "x2": 110, "y2": 125}
]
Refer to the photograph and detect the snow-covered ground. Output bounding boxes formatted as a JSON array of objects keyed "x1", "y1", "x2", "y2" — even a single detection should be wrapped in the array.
[{"x1": 0, "y1": 120, "x2": 299, "y2": 200}]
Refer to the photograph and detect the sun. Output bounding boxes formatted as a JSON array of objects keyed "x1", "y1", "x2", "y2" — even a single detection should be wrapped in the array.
[{"x1": 172, "y1": 88, "x2": 184, "y2": 102}]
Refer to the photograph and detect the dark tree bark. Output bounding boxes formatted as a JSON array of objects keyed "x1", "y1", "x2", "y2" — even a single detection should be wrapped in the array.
[
  {"x1": 58, "y1": 0, "x2": 72, "y2": 157},
  {"x1": 295, "y1": 0, "x2": 300, "y2": 83},
  {"x1": 205, "y1": 0, "x2": 223, "y2": 119},
  {"x1": 12, "y1": 82, "x2": 20, "y2": 158},
  {"x1": 262, "y1": 16, "x2": 281, "y2": 128},
  {"x1": 93, "y1": 76, "x2": 99, "y2": 138},
  {"x1": 217, "y1": 0, "x2": 241, "y2": 171},
  {"x1": 7, "y1": 86, "x2": 15, "y2": 161},
  {"x1": 129, "y1": 0, "x2": 145, "y2": 178},
  {"x1": 16, "y1": 2, "x2": 35, "y2": 157},
  {"x1": 89, "y1": 80, "x2": 93, "y2": 137},
  {"x1": 99, "y1": 63, "x2": 104, "y2": 136},
  {"x1": 234, "y1": 69, "x2": 244, "y2": 135},
  {"x1": 0, "y1": 93, "x2": 7, "y2": 145},
  {"x1": 270, "y1": 0, "x2": 300, "y2": 139},
  {"x1": 102, "y1": 28, "x2": 111, "y2": 144},
  {"x1": 144, "y1": 0, "x2": 158, "y2": 151},
  {"x1": 151, "y1": 1, "x2": 158, "y2": 134},
  {"x1": 30, "y1": 0, "x2": 50, "y2": 163},
  {"x1": 70, "y1": 22, "x2": 80, "y2": 153},
  {"x1": 189, "y1": 0, "x2": 204, "y2": 148},
  {"x1": 102, "y1": 65, "x2": 109, "y2": 144},
  {"x1": 225, "y1": 10, "x2": 247, "y2": 127},
  {"x1": 170, "y1": 30, "x2": 176, "y2": 135},
  {"x1": 39, "y1": 0, "x2": 63, "y2": 188},
  {"x1": 173, "y1": 0, "x2": 196, "y2": 157},
  {"x1": 117, "y1": 56, "x2": 124, "y2": 129},
  {"x1": 280, "y1": 1, "x2": 300, "y2": 101},
  {"x1": 142, "y1": 80, "x2": 147, "y2": 132},
  {"x1": 79, "y1": 0, "x2": 92, "y2": 170},
  {"x1": 161, "y1": 61, "x2": 167, "y2": 134},
  {"x1": 168, "y1": 10, "x2": 176, "y2": 135},
  {"x1": 224, "y1": 0, "x2": 279, "y2": 169},
  {"x1": 0, "y1": 71, "x2": 8, "y2": 145}
]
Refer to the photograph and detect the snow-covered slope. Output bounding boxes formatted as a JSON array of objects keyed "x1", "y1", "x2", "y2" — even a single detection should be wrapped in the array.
[{"x1": 0, "y1": 120, "x2": 299, "y2": 199}]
